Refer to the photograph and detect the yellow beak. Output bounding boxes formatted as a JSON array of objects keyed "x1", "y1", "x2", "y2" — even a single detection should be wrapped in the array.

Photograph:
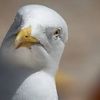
[{"x1": 15, "y1": 27, "x2": 39, "y2": 49}]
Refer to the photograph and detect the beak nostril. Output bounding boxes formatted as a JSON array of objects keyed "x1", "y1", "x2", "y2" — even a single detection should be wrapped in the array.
[{"x1": 25, "y1": 36, "x2": 28, "y2": 38}]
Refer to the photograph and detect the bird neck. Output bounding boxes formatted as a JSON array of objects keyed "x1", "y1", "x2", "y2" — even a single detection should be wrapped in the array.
[
  {"x1": 43, "y1": 66, "x2": 58, "y2": 77},
  {"x1": 12, "y1": 70, "x2": 58, "y2": 100},
  {"x1": 0, "y1": 56, "x2": 58, "y2": 100}
]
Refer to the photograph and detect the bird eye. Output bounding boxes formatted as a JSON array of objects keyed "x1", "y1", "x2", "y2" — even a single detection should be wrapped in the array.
[{"x1": 53, "y1": 28, "x2": 61, "y2": 40}]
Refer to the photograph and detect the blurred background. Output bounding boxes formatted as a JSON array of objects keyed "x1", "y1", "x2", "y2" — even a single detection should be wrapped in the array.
[{"x1": 0, "y1": 0, "x2": 100, "y2": 100}]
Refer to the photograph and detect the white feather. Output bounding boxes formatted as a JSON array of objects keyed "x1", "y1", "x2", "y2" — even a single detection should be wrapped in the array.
[{"x1": 0, "y1": 5, "x2": 68, "y2": 100}]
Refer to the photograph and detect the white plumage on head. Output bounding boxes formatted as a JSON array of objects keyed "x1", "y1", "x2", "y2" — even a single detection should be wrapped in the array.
[{"x1": 0, "y1": 5, "x2": 68, "y2": 100}]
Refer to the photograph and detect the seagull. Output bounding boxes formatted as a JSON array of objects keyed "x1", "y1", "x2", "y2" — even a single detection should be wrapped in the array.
[{"x1": 0, "y1": 5, "x2": 68, "y2": 100}]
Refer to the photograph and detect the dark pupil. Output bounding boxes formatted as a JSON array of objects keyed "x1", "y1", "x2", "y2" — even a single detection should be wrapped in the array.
[
  {"x1": 55, "y1": 30, "x2": 59, "y2": 35},
  {"x1": 55, "y1": 31, "x2": 58, "y2": 34}
]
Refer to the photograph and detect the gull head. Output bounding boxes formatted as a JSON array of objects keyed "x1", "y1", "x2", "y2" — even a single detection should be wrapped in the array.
[{"x1": 1, "y1": 5, "x2": 68, "y2": 75}]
